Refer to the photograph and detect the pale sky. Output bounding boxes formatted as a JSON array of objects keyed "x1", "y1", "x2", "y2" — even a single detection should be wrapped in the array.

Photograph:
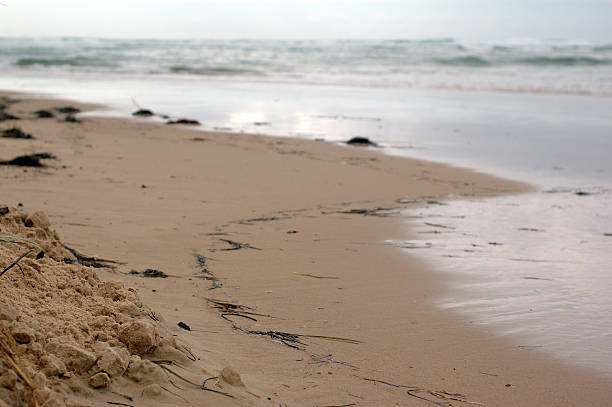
[{"x1": 1, "y1": 0, "x2": 611, "y2": 41}]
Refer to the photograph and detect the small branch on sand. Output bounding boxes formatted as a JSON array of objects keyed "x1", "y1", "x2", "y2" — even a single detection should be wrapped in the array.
[
  {"x1": 232, "y1": 326, "x2": 362, "y2": 350},
  {"x1": 205, "y1": 298, "x2": 360, "y2": 351},
  {"x1": 205, "y1": 298, "x2": 271, "y2": 321},
  {"x1": 231, "y1": 327, "x2": 307, "y2": 350},
  {"x1": 63, "y1": 245, "x2": 124, "y2": 269}
]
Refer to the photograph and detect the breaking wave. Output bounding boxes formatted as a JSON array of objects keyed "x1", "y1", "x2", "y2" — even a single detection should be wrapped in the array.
[
  {"x1": 518, "y1": 56, "x2": 611, "y2": 66},
  {"x1": 433, "y1": 56, "x2": 491, "y2": 67},
  {"x1": 169, "y1": 66, "x2": 264, "y2": 76},
  {"x1": 3, "y1": 37, "x2": 612, "y2": 95},
  {"x1": 16, "y1": 56, "x2": 115, "y2": 68}
]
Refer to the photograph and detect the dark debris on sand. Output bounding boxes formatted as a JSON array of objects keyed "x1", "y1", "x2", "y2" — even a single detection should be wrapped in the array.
[
  {"x1": 55, "y1": 106, "x2": 81, "y2": 114},
  {"x1": 0, "y1": 112, "x2": 19, "y2": 122},
  {"x1": 346, "y1": 137, "x2": 378, "y2": 147},
  {"x1": 1, "y1": 127, "x2": 33, "y2": 139},
  {"x1": 129, "y1": 268, "x2": 169, "y2": 278},
  {"x1": 34, "y1": 109, "x2": 55, "y2": 118},
  {"x1": 167, "y1": 118, "x2": 200, "y2": 125},
  {"x1": 0, "y1": 153, "x2": 56, "y2": 167},
  {"x1": 132, "y1": 109, "x2": 154, "y2": 117}
]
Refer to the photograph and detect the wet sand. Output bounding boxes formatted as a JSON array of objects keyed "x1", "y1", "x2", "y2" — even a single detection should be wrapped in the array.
[{"x1": 1, "y1": 91, "x2": 611, "y2": 406}]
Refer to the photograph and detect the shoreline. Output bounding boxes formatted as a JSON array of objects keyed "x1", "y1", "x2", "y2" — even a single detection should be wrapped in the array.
[{"x1": 1, "y1": 90, "x2": 611, "y2": 406}]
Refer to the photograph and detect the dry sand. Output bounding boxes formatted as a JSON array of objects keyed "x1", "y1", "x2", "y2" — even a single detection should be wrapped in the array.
[{"x1": 0, "y1": 91, "x2": 610, "y2": 406}]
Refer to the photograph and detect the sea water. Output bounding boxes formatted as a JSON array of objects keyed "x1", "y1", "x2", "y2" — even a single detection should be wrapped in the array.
[{"x1": 1, "y1": 37, "x2": 611, "y2": 375}]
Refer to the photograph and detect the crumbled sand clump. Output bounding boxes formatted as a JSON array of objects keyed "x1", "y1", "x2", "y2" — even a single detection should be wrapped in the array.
[{"x1": 0, "y1": 208, "x2": 190, "y2": 406}]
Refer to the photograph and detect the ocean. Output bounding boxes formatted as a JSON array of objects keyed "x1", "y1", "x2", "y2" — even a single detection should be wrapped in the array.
[
  {"x1": 1, "y1": 37, "x2": 611, "y2": 375},
  {"x1": 2, "y1": 37, "x2": 612, "y2": 95}
]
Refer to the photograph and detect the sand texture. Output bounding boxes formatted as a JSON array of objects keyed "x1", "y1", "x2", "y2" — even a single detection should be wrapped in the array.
[{"x1": 0, "y1": 91, "x2": 611, "y2": 406}]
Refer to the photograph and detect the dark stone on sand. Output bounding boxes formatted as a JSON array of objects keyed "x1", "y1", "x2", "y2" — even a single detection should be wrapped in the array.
[
  {"x1": 0, "y1": 112, "x2": 19, "y2": 122},
  {"x1": 55, "y1": 106, "x2": 81, "y2": 114},
  {"x1": 346, "y1": 137, "x2": 377, "y2": 147},
  {"x1": 34, "y1": 109, "x2": 54, "y2": 118},
  {"x1": 2, "y1": 128, "x2": 33, "y2": 139},
  {"x1": 132, "y1": 109, "x2": 154, "y2": 117},
  {"x1": 167, "y1": 119, "x2": 200, "y2": 125},
  {"x1": 0, "y1": 153, "x2": 56, "y2": 167},
  {"x1": 0, "y1": 205, "x2": 9, "y2": 215},
  {"x1": 177, "y1": 322, "x2": 191, "y2": 331},
  {"x1": 65, "y1": 115, "x2": 80, "y2": 123}
]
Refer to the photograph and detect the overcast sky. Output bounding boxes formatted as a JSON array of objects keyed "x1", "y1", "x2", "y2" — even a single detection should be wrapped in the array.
[{"x1": 1, "y1": 0, "x2": 611, "y2": 41}]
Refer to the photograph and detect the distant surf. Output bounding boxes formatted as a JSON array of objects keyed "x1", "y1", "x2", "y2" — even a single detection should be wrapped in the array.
[{"x1": 2, "y1": 37, "x2": 612, "y2": 95}]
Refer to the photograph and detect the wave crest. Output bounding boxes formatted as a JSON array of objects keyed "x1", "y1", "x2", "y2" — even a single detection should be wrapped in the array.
[
  {"x1": 518, "y1": 56, "x2": 611, "y2": 66},
  {"x1": 16, "y1": 57, "x2": 113, "y2": 68},
  {"x1": 169, "y1": 65, "x2": 263, "y2": 76},
  {"x1": 433, "y1": 56, "x2": 491, "y2": 67}
]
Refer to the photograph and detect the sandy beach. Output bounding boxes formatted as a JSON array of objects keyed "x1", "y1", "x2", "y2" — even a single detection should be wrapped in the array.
[{"x1": 1, "y1": 91, "x2": 611, "y2": 406}]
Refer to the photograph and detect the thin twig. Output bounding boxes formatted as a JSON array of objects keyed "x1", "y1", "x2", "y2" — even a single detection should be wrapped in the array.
[
  {"x1": 155, "y1": 364, "x2": 234, "y2": 398},
  {"x1": 0, "y1": 249, "x2": 33, "y2": 278},
  {"x1": 63, "y1": 244, "x2": 124, "y2": 268},
  {"x1": 355, "y1": 375, "x2": 411, "y2": 388},
  {"x1": 221, "y1": 313, "x2": 258, "y2": 322},
  {"x1": 160, "y1": 385, "x2": 189, "y2": 402},
  {"x1": 293, "y1": 272, "x2": 339, "y2": 279},
  {"x1": 111, "y1": 391, "x2": 133, "y2": 401},
  {"x1": 406, "y1": 390, "x2": 449, "y2": 407},
  {"x1": 300, "y1": 334, "x2": 362, "y2": 344}
]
